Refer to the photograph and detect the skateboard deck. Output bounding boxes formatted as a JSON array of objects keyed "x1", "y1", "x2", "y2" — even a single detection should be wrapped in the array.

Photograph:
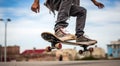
[{"x1": 41, "y1": 32, "x2": 97, "y2": 51}]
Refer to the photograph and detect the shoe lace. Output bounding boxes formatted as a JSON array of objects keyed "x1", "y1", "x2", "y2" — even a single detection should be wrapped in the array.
[
  {"x1": 83, "y1": 35, "x2": 91, "y2": 39},
  {"x1": 60, "y1": 28, "x2": 70, "y2": 34}
]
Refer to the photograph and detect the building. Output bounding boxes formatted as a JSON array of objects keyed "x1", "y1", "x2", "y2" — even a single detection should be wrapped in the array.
[
  {"x1": 55, "y1": 49, "x2": 77, "y2": 61},
  {"x1": 0, "y1": 45, "x2": 20, "y2": 62},
  {"x1": 21, "y1": 48, "x2": 45, "y2": 56},
  {"x1": 55, "y1": 46, "x2": 106, "y2": 61},
  {"x1": 107, "y1": 39, "x2": 120, "y2": 58},
  {"x1": 92, "y1": 46, "x2": 106, "y2": 58},
  {"x1": 21, "y1": 48, "x2": 56, "y2": 61}
]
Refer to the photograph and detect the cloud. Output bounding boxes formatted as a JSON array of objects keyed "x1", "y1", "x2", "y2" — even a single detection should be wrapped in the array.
[
  {"x1": 0, "y1": 5, "x2": 56, "y2": 52},
  {"x1": 87, "y1": 4, "x2": 120, "y2": 24}
]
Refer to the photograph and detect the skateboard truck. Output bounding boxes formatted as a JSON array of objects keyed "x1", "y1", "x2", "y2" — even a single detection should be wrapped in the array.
[
  {"x1": 82, "y1": 45, "x2": 88, "y2": 51},
  {"x1": 79, "y1": 45, "x2": 94, "y2": 55},
  {"x1": 45, "y1": 42, "x2": 62, "y2": 52},
  {"x1": 51, "y1": 42, "x2": 56, "y2": 49}
]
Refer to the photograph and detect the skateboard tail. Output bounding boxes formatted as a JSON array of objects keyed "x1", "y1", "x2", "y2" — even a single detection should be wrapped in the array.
[{"x1": 41, "y1": 32, "x2": 61, "y2": 43}]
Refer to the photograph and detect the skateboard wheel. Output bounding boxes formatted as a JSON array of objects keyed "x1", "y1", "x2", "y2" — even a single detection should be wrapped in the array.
[
  {"x1": 55, "y1": 43, "x2": 62, "y2": 49},
  {"x1": 88, "y1": 47, "x2": 94, "y2": 52},
  {"x1": 79, "y1": 50, "x2": 83, "y2": 54},
  {"x1": 46, "y1": 46, "x2": 52, "y2": 52}
]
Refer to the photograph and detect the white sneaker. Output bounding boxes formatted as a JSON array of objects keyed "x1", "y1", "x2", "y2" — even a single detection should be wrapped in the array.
[{"x1": 55, "y1": 28, "x2": 76, "y2": 41}]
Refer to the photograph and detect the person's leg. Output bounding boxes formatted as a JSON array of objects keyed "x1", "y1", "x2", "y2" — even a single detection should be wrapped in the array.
[
  {"x1": 70, "y1": 5, "x2": 97, "y2": 43},
  {"x1": 54, "y1": 0, "x2": 76, "y2": 41},
  {"x1": 54, "y1": 0, "x2": 72, "y2": 31},
  {"x1": 70, "y1": 5, "x2": 87, "y2": 38}
]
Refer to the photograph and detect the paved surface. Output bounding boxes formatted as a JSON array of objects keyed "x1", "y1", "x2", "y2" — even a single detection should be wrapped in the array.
[{"x1": 0, "y1": 60, "x2": 119, "y2": 66}]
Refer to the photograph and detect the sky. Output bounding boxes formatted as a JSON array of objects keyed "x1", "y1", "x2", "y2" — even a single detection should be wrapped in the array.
[{"x1": 0, "y1": 0, "x2": 120, "y2": 53}]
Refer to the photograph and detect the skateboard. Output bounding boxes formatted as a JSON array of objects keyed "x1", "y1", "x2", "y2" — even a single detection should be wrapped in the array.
[{"x1": 41, "y1": 32, "x2": 97, "y2": 53}]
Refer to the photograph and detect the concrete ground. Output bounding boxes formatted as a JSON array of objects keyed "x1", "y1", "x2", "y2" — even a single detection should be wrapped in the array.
[{"x1": 0, "y1": 60, "x2": 119, "y2": 66}]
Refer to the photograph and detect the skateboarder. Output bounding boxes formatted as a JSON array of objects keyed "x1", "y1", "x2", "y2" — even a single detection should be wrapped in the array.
[{"x1": 31, "y1": 0, "x2": 104, "y2": 43}]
